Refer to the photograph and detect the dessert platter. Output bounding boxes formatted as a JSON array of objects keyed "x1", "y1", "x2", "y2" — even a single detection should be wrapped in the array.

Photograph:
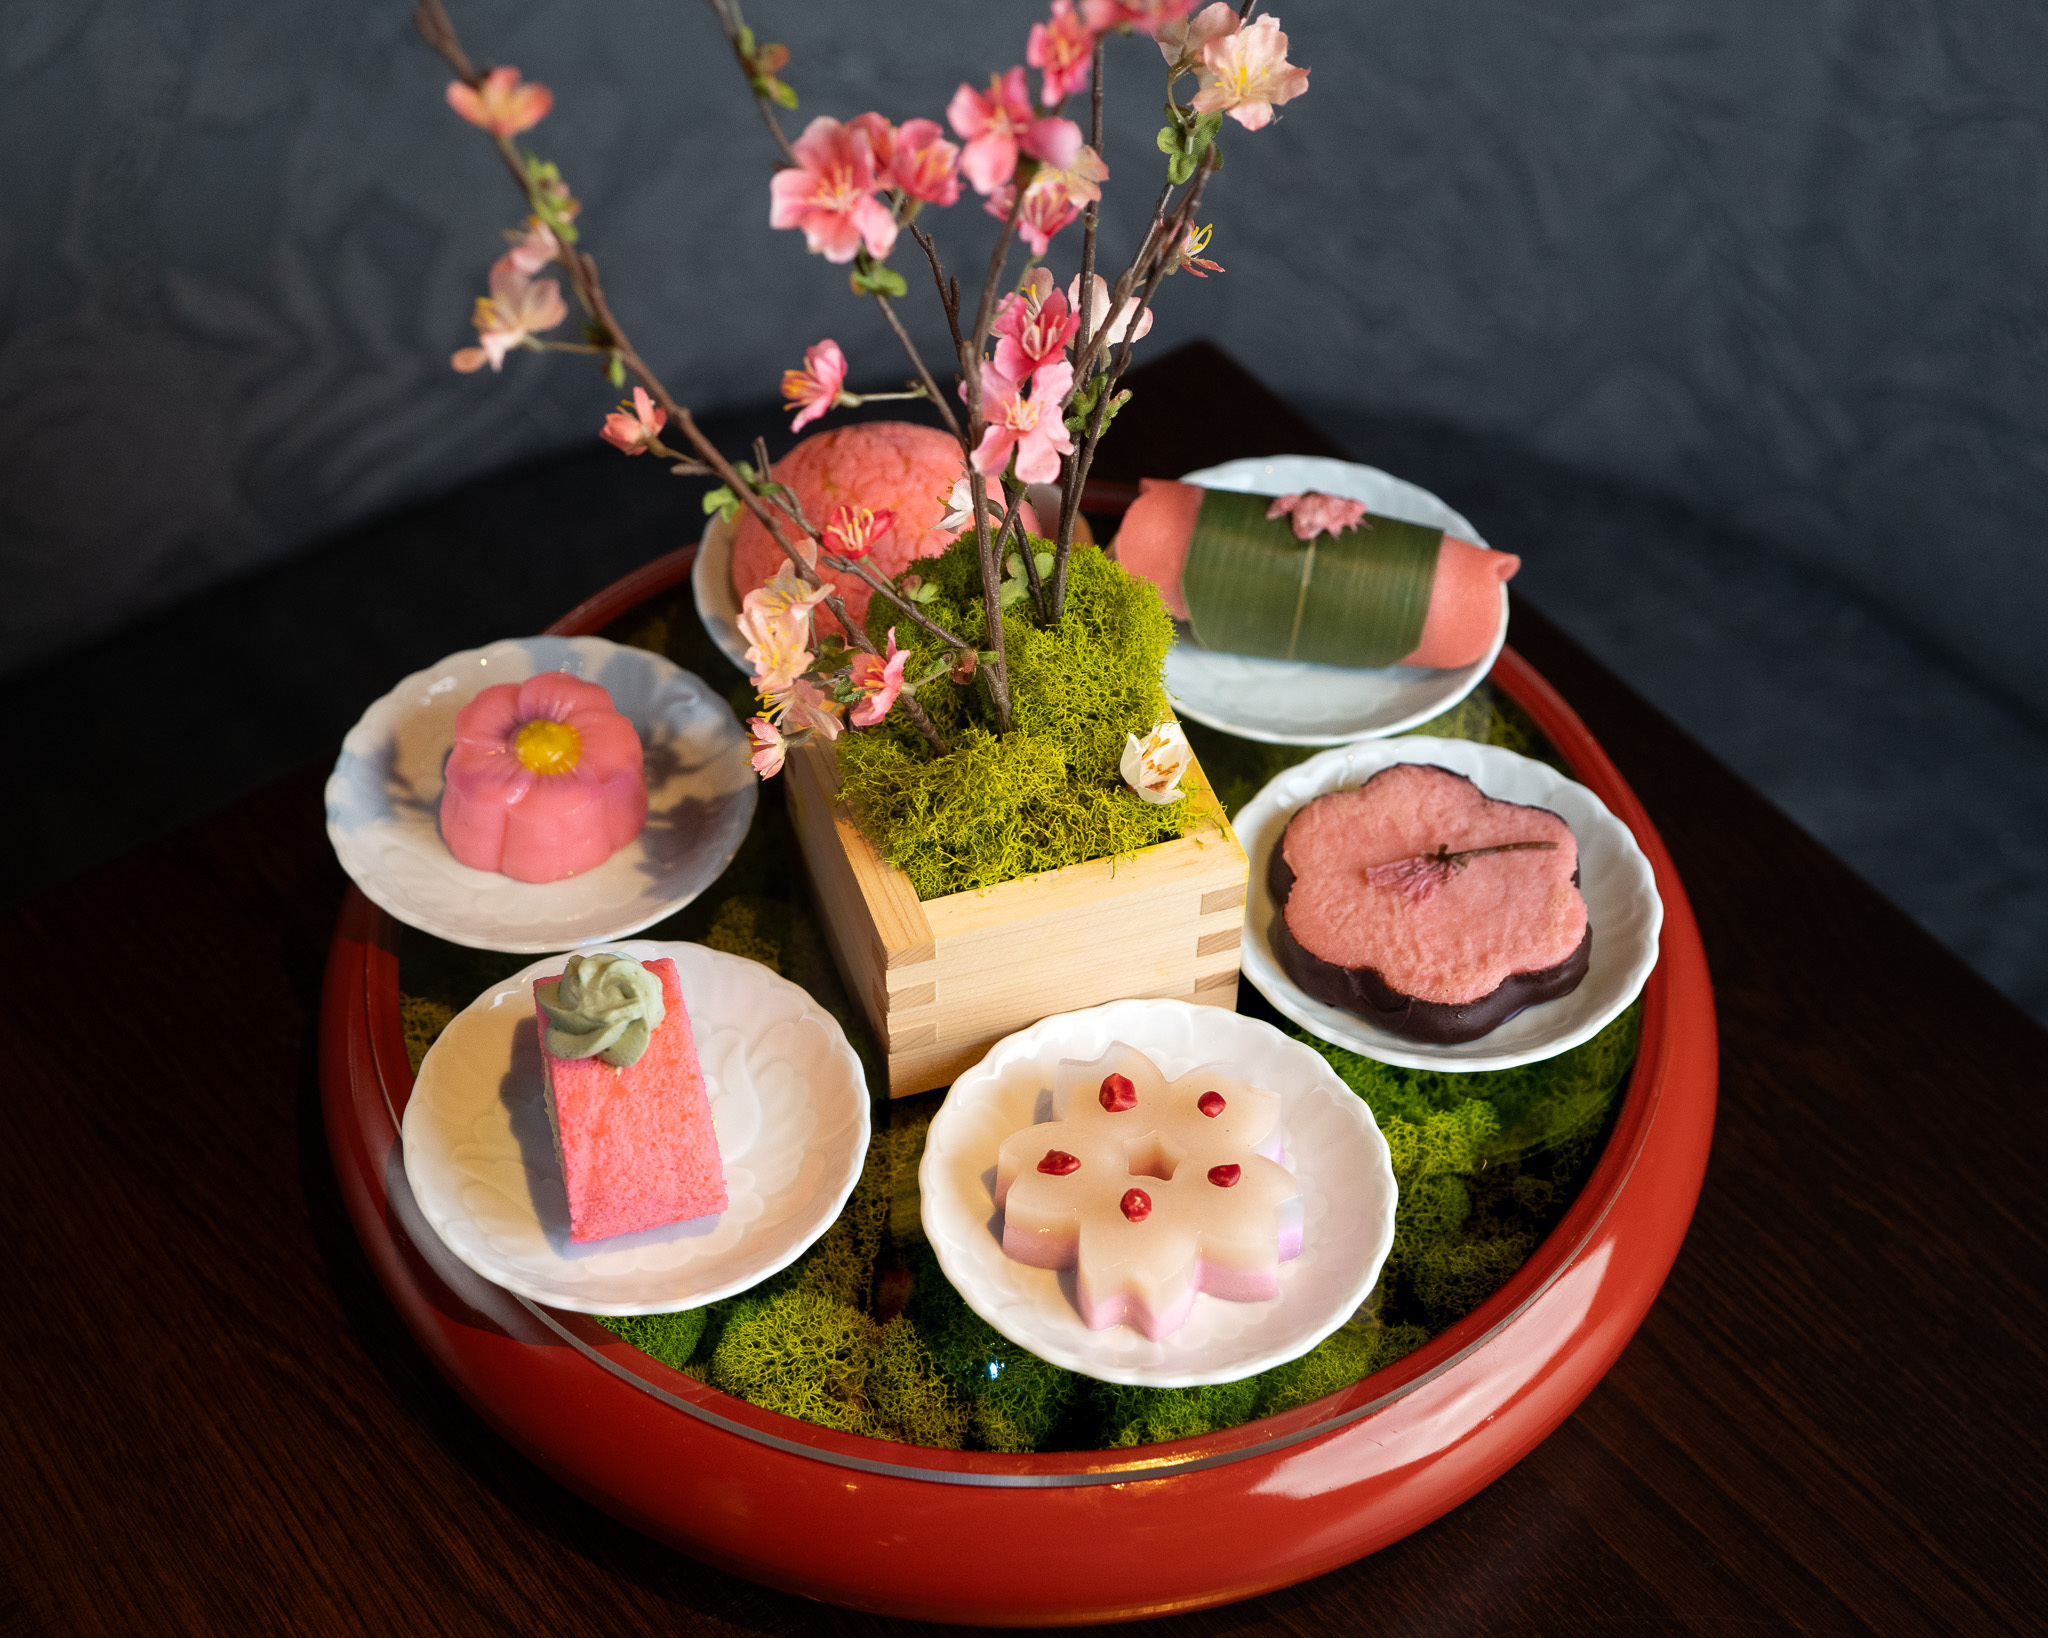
[{"x1": 319, "y1": 539, "x2": 1716, "y2": 1626}]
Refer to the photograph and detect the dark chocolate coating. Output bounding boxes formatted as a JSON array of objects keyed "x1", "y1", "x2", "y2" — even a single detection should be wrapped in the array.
[{"x1": 1267, "y1": 809, "x2": 1592, "y2": 1045}]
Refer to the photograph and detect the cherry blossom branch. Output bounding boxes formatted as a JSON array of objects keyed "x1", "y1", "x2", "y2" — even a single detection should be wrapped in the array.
[
  {"x1": 702, "y1": 0, "x2": 800, "y2": 168},
  {"x1": 1053, "y1": 33, "x2": 1109, "y2": 582},
  {"x1": 874, "y1": 291, "x2": 963, "y2": 442}
]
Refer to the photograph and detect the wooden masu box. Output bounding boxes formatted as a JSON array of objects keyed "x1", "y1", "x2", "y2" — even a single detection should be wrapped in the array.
[{"x1": 786, "y1": 738, "x2": 1250, "y2": 1097}]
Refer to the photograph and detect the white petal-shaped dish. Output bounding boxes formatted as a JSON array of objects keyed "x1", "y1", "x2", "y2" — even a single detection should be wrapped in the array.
[
  {"x1": 921, "y1": 1000, "x2": 1397, "y2": 1389},
  {"x1": 1238, "y1": 737, "x2": 1663, "y2": 1071},
  {"x1": 1164, "y1": 456, "x2": 1510, "y2": 745},
  {"x1": 326, "y1": 635, "x2": 756, "y2": 953},
  {"x1": 401, "y1": 940, "x2": 870, "y2": 1315},
  {"x1": 692, "y1": 515, "x2": 752, "y2": 675}
]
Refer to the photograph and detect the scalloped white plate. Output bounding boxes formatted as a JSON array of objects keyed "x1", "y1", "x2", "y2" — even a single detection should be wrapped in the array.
[
  {"x1": 326, "y1": 635, "x2": 756, "y2": 953},
  {"x1": 692, "y1": 514, "x2": 753, "y2": 676},
  {"x1": 1237, "y1": 737, "x2": 1663, "y2": 1071},
  {"x1": 921, "y1": 1000, "x2": 1396, "y2": 1388},
  {"x1": 1162, "y1": 456, "x2": 1510, "y2": 745},
  {"x1": 401, "y1": 940, "x2": 870, "y2": 1315}
]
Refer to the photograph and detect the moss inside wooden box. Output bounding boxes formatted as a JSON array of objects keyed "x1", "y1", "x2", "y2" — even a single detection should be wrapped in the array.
[{"x1": 831, "y1": 534, "x2": 1192, "y2": 900}]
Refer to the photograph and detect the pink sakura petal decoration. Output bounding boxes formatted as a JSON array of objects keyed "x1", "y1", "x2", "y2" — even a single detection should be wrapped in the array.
[
  {"x1": 992, "y1": 268, "x2": 1079, "y2": 382},
  {"x1": 1191, "y1": 13, "x2": 1309, "y2": 131},
  {"x1": 848, "y1": 628, "x2": 910, "y2": 728},
  {"x1": 973, "y1": 360, "x2": 1075, "y2": 485},
  {"x1": 445, "y1": 66, "x2": 553, "y2": 138},
  {"x1": 1364, "y1": 853, "x2": 1462, "y2": 902},
  {"x1": 1080, "y1": 0, "x2": 1194, "y2": 36},
  {"x1": 889, "y1": 118, "x2": 963, "y2": 206},
  {"x1": 746, "y1": 716, "x2": 787, "y2": 779},
  {"x1": 599, "y1": 387, "x2": 666, "y2": 454},
  {"x1": 781, "y1": 338, "x2": 850, "y2": 431},
  {"x1": 768, "y1": 116, "x2": 899, "y2": 264},
  {"x1": 948, "y1": 69, "x2": 1083, "y2": 197},
  {"x1": 450, "y1": 255, "x2": 567, "y2": 373},
  {"x1": 822, "y1": 503, "x2": 895, "y2": 560},
  {"x1": 1265, "y1": 489, "x2": 1368, "y2": 542},
  {"x1": 1067, "y1": 272, "x2": 1154, "y2": 351},
  {"x1": 1028, "y1": 0, "x2": 1097, "y2": 104}
]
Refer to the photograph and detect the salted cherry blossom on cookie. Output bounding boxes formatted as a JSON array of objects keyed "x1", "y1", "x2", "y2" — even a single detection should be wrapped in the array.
[
  {"x1": 1120, "y1": 721, "x2": 1193, "y2": 804},
  {"x1": 782, "y1": 338, "x2": 851, "y2": 431},
  {"x1": 451, "y1": 257, "x2": 567, "y2": 372},
  {"x1": 823, "y1": 503, "x2": 895, "y2": 560},
  {"x1": 446, "y1": 67, "x2": 553, "y2": 137},
  {"x1": 849, "y1": 629, "x2": 910, "y2": 728},
  {"x1": 746, "y1": 716, "x2": 788, "y2": 778},
  {"x1": 769, "y1": 116, "x2": 899, "y2": 263},
  {"x1": 948, "y1": 69, "x2": 1083, "y2": 197},
  {"x1": 599, "y1": 387, "x2": 666, "y2": 454},
  {"x1": 1266, "y1": 490, "x2": 1368, "y2": 542},
  {"x1": 974, "y1": 361, "x2": 1075, "y2": 485},
  {"x1": 1068, "y1": 272, "x2": 1155, "y2": 351},
  {"x1": 1028, "y1": 0, "x2": 1097, "y2": 104},
  {"x1": 1192, "y1": 14, "x2": 1309, "y2": 130}
]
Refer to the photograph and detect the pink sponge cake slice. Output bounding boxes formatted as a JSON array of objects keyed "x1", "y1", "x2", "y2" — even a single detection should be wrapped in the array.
[
  {"x1": 1270, "y1": 764, "x2": 1590, "y2": 1043},
  {"x1": 533, "y1": 955, "x2": 726, "y2": 1243}
]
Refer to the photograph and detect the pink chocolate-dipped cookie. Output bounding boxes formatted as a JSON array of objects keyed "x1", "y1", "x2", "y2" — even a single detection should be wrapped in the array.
[
  {"x1": 1271, "y1": 763, "x2": 1589, "y2": 1042},
  {"x1": 994, "y1": 1045, "x2": 1302, "y2": 1341},
  {"x1": 440, "y1": 671, "x2": 647, "y2": 883}
]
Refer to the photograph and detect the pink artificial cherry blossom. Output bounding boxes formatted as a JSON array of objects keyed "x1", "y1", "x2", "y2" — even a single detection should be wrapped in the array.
[
  {"x1": 1080, "y1": 0, "x2": 1193, "y2": 36},
  {"x1": 992, "y1": 268, "x2": 1080, "y2": 382},
  {"x1": 599, "y1": 386, "x2": 666, "y2": 454},
  {"x1": 973, "y1": 360, "x2": 1075, "y2": 486},
  {"x1": 769, "y1": 116, "x2": 899, "y2": 263},
  {"x1": 445, "y1": 67, "x2": 553, "y2": 137},
  {"x1": 738, "y1": 604, "x2": 814, "y2": 693},
  {"x1": 1028, "y1": 0, "x2": 1097, "y2": 104},
  {"x1": 936, "y1": 475, "x2": 977, "y2": 533},
  {"x1": 947, "y1": 69, "x2": 1083, "y2": 198},
  {"x1": 743, "y1": 562, "x2": 835, "y2": 624},
  {"x1": 1168, "y1": 221, "x2": 1224, "y2": 277},
  {"x1": 1191, "y1": 13, "x2": 1309, "y2": 131},
  {"x1": 747, "y1": 716, "x2": 788, "y2": 778},
  {"x1": 451, "y1": 256, "x2": 568, "y2": 372},
  {"x1": 848, "y1": 628, "x2": 910, "y2": 728},
  {"x1": 1265, "y1": 490, "x2": 1368, "y2": 542},
  {"x1": 888, "y1": 118, "x2": 964, "y2": 206},
  {"x1": 502, "y1": 216, "x2": 559, "y2": 275},
  {"x1": 1156, "y1": 2, "x2": 1240, "y2": 70},
  {"x1": 822, "y1": 502, "x2": 895, "y2": 560},
  {"x1": 1068, "y1": 272, "x2": 1155, "y2": 351},
  {"x1": 987, "y1": 143, "x2": 1108, "y2": 254},
  {"x1": 776, "y1": 678, "x2": 845, "y2": 741},
  {"x1": 782, "y1": 338, "x2": 850, "y2": 431}
]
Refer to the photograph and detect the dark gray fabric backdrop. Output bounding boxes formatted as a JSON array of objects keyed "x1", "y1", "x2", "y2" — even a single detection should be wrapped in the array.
[{"x1": 6, "y1": 0, "x2": 2045, "y2": 708}]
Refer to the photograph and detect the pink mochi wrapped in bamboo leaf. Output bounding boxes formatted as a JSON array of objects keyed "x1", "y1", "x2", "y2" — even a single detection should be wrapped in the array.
[
  {"x1": 1113, "y1": 479, "x2": 1519, "y2": 669},
  {"x1": 440, "y1": 671, "x2": 646, "y2": 882}
]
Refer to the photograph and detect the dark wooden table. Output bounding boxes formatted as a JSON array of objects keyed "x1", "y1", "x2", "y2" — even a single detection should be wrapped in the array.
[{"x1": 5, "y1": 348, "x2": 2043, "y2": 1637}]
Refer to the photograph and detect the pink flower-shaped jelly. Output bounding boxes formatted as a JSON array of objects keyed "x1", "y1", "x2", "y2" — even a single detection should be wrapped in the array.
[{"x1": 440, "y1": 672, "x2": 647, "y2": 883}]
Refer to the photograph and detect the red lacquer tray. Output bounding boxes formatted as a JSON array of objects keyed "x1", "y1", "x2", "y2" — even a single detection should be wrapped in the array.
[{"x1": 320, "y1": 546, "x2": 1717, "y2": 1626}]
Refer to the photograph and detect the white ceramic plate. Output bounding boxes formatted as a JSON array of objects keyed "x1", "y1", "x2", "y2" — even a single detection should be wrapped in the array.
[
  {"x1": 1237, "y1": 737, "x2": 1663, "y2": 1072},
  {"x1": 692, "y1": 514, "x2": 753, "y2": 676},
  {"x1": 921, "y1": 1000, "x2": 1397, "y2": 1388},
  {"x1": 401, "y1": 940, "x2": 870, "y2": 1315},
  {"x1": 326, "y1": 635, "x2": 756, "y2": 953},
  {"x1": 1162, "y1": 456, "x2": 1510, "y2": 745}
]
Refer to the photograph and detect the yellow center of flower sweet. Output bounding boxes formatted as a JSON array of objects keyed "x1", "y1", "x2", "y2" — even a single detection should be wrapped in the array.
[{"x1": 514, "y1": 717, "x2": 582, "y2": 774}]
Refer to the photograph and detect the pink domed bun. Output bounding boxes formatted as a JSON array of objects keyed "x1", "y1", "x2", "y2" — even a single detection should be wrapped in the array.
[
  {"x1": 439, "y1": 671, "x2": 647, "y2": 883},
  {"x1": 730, "y1": 422, "x2": 966, "y2": 632}
]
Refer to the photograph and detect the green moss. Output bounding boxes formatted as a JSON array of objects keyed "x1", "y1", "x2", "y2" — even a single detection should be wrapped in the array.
[
  {"x1": 907, "y1": 1245, "x2": 1077, "y2": 1453},
  {"x1": 868, "y1": 1314, "x2": 970, "y2": 1448},
  {"x1": 700, "y1": 895, "x2": 786, "y2": 973},
  {"x1": 833, "y1": 537, "x2": 1191, "y2": 899},
  {"x1": 601, "y1": 1306, "x2": 711, "y2": 1373},
  {"x1": 707, "y1": 1286, "x2": 881, "y2": 1434},
  {"x1": 1093, "y1": 1375, "x2": 1265, "y2": 1449},
  {"x1": 399, "y1": 994, "x2": 457, "y2": 1074},
  {"x1": 1251, "y1": 1318, "x2": 1432, "y2": 1418}
]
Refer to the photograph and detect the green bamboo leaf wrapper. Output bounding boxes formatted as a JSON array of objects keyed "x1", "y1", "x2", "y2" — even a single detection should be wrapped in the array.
[{"x1": 1180, "y1": 490, "x2": 1443, "y2": 667}]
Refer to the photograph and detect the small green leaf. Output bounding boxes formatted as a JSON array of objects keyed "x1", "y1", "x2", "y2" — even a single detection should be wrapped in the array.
[
  {"x1": 703, "y1": 485, "x2": 740, "y2": 523},
  {"x1": 1167, "y1": 151, "x2": 1196, "y2": 185},
  {"x1": 909, "y1": 581, "x2": 940, "y2": 603},
  {"x1": 1156, "y1": 123, "x2": 1181, "y2": 156},
  {"x1": 1034, "y1": 550, "x2": 1055, "y2": 579},
  {"x1": 771, "y1": 80, "x2": 798, "y2": 109},
  {"x1": 605, "y1": 353, "x2": 626, "y2": 388}
]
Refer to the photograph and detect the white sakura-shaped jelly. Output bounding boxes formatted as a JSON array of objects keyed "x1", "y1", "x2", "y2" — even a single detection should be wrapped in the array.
[{"x1": 993, "y1": 1043, "x2": 1302, "y2": 1340}]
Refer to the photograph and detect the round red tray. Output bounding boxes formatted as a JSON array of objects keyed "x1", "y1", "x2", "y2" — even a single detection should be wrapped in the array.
[{"x1": 320, "y1": 548, "x2": 1717, "y2": 1626}]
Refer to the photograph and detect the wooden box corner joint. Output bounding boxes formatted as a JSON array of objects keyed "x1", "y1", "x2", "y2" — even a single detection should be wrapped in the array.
[{"x1": 787, "y1": 738, "x2": 1250, "y2": 1097}]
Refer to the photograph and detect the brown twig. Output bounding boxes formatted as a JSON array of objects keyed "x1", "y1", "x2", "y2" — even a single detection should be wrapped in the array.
[
  {"x1": 874, "y1": 291, "x2": 963, "y2": 443},
  {"x1": 701, "y1": 0, "x2": 799, "y2": 168}
]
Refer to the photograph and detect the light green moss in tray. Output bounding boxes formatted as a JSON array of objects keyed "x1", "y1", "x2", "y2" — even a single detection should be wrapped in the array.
[{"x1": 832, "y1": 536, "x2": 1192, "y2": 900}]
